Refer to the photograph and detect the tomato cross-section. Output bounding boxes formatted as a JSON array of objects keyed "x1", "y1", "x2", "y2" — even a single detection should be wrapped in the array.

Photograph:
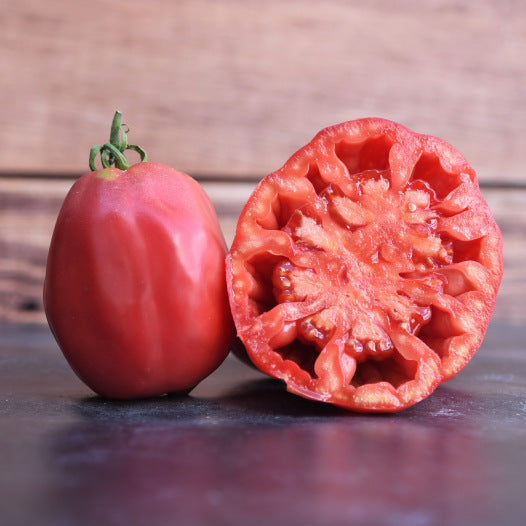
[{"x1": 226, "y1": 118, "x2": 503, "y2": 412}]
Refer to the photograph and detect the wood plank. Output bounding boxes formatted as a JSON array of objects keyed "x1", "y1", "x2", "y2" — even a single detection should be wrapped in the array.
[
  {"x1": 0, "y1": 177, "x2": 257, "y2": 323},
  {"x1": 0, "y1": 176, "x2": 521, "y2": 324},
  {"x1": 1, "y1": 0, "x2": 525, "y2": 182}
]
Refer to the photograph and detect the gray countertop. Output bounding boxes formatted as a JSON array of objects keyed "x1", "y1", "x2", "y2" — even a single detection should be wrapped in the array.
[{"x1": 1, "y1": 321, "x2": 525, "y2": 526}]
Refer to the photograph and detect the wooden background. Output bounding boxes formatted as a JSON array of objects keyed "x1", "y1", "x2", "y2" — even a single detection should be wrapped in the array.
[{"x1": 1, "y1": 0, "x2": 525, "y2": 323}]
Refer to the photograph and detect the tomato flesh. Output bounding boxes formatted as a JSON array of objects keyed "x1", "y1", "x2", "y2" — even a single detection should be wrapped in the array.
[{"x1": 227, "y1": 119, "x2": 503, "y2": 412}]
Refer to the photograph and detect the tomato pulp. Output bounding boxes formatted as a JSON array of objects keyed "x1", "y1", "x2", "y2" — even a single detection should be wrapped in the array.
[{"x1": 227, "y1": 118, "x2": 503, "y2": 412}]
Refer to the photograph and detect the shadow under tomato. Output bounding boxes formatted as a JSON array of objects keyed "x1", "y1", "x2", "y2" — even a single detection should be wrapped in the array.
[
  {"x1": 194, "y1": 373, "x2": 526, "y2": 431},
  {"x1": 72, "y1": 391, "x2": 224, "y2": 425},
  {"x1": 197, "y1": 377, "x2": 352, "y2": 420},
  {"x1": 71, "y1": 368, "x2": 526, "y2": 433}
]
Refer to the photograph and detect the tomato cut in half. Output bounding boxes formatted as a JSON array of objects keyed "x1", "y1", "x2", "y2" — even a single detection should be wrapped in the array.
[{"x1": 226, "y1": 118, "x2": 503, "y2": 412}]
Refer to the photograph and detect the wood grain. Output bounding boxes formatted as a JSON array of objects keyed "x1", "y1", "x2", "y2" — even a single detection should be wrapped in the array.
[
  {"x1": 0, "y1": 177, "x2": 521, "y2": 324},
  {"x1": 0, "y1": 177, "x2": 254, "y2": 323},
  {"x1": 2, "y1": 0, "x2": 525, "y2": 182}
]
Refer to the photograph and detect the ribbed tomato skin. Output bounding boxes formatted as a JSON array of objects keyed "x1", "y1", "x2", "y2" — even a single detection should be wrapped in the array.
[{"x1": 44, "y1": 162, "x2": 234, "y2": 399}]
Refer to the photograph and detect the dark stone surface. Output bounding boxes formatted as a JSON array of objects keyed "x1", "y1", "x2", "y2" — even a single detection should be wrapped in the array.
[{"x1": 1, "y1": 321, "x2": 525, "y2": 526}]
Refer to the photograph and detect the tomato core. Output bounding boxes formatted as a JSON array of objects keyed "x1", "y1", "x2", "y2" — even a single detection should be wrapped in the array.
[{"x1": 255, "y1": 168, "x2": 446, "y2": 379}]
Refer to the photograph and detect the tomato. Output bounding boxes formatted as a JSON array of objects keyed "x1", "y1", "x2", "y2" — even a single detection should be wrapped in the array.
[
  {"x1": 44, "y1": 112, "x2": 234, "y2": 399},
  {"x1": 226, "y1": 118, "x2": 503, "y2": 412}
]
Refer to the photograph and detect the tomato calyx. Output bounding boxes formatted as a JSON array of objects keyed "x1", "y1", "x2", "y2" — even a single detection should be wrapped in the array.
[{"x1": 89, "y1": 111, "x2": 148, "y2": 172}]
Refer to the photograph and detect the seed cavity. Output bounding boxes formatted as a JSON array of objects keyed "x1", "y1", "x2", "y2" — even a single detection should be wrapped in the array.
[
  {"x1": 248, "y1": 152, "x2": 481, "y2": 389},
  {"x1": 343, "y1": 332, "x2": 394, "y2": 363}
]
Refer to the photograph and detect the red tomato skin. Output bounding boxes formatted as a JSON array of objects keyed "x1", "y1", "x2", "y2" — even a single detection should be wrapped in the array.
[
  {"x1": 227, "y1": 118, "x2": 503, "y2": 412},
  {"x1": 44, "y1": 162, "x2": 234, "y2": 399}
]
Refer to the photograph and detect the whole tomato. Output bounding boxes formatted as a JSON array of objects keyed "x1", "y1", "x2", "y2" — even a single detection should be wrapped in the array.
[
  {"x1": 44, "y1": 112, "x2": 234, "y2": 399},
  {"x1": 226, "y1": 118, "x2": 503, "y2": 412}
]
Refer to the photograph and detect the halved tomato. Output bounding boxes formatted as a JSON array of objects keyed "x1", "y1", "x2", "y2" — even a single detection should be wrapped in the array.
[{"x1": 226, "y1": 118, "x2": 503, "y2": 412}]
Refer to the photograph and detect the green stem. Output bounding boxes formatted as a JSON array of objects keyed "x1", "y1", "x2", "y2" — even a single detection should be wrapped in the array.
[{"x1": 89, "y1": 111, "x2": 148, "y2": 171}]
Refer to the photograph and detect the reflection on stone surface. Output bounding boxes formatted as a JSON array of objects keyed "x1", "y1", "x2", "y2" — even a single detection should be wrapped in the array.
[
  {"x1": 1, "y1": 322, "x2": 524, "y2": 526},
  {"x1": 43, "y1": 380, "x2": 523, "y2": 526}
]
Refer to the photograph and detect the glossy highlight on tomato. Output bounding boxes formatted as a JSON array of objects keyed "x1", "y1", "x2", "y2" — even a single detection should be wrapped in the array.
[
  {"x1": 44, "y1": 113, "x2": 234, "y2": 399},
  {"x1": 226, "y1": 118, "x2": 503, "y2": 412}
]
